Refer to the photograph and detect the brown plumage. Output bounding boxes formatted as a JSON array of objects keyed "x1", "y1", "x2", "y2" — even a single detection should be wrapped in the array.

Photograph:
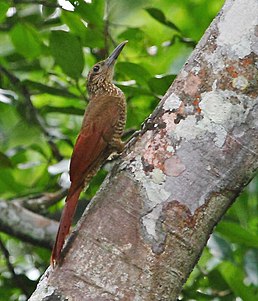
[{"x1": 51, "y1": 41, "x2": 128, "y2": 267}]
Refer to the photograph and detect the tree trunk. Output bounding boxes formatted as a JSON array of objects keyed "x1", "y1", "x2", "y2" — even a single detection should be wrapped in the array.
[{"x1": 29, "y1": 0, "x2": 258, "y2": 300}]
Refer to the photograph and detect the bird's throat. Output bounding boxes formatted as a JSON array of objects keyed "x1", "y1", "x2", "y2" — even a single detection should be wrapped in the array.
[{"x1": 88, "y1": 81, "x2": 122, "y2": 98}]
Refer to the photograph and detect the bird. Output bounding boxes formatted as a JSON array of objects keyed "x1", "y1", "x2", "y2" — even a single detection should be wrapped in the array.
[{"x1": 51, "y1": 41, "x2": 128, "y2": 267}]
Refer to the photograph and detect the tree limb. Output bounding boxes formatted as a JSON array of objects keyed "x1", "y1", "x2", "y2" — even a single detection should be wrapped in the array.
[
  {"x1": 16, "y1": 188, "x2": 67, "y2": 212},
  {"x1": 0, "y1": 199, "x2": 58, "y2": 249}
]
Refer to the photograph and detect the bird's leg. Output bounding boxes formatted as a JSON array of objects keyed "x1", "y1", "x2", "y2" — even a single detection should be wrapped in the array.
[
  {"x1": 109, "y1": 138, "x2": 125, "y2": 153},
  {"x1": 106, "y1": 138, "x2": 124, "y2": 161}
]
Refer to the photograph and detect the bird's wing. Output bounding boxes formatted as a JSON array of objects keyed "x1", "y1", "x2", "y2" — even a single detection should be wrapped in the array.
[
  {"x1": 51, "y1": 97, "x2": 122, "y2": 266},
  {"x1": 69, "y1": 97, "x2": 121, "y2": 187}
]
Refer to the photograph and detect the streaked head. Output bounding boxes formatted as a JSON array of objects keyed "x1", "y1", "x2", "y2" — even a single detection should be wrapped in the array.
[{"x1": 87, "y1": 41, "x2": 128, "y2": 95}]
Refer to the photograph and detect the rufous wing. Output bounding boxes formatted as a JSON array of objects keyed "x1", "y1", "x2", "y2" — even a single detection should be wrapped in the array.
[
  {"x1": 69, "y1": 96, "x2": 122, "y2": 185},
  {"x1": 51, "y1": 97, "x2": 122, "y2": 266},
  {"x1": 51, "y1": 126, "x2": 107, "y2": 266}
]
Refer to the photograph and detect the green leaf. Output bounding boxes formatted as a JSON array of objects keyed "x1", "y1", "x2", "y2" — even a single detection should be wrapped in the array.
[
  {"x1": 73, "y1": 0, "x2": 105, "y2": 29},
  {"x1": 83, "y1": 27, "x2": 105, "y2": 48},
  {"x1": 208, "y1": 269, "x2": 229, "y2": 291},
  {"x1": 148, "y1": 74, "x2": 176, "y2": 95},
  {"x1": 61, "y1": 10, "x2": 88, "y2": 44},
  {"x1": 118, "y1": 28, "x2": 145, "y2": 42},
  {"x1": 127, "y1": 95, "x2": 156, "y2": 128},
  {"x1": 216, "y1": 221, "x2": 258, "y2": 248},
  {"x1": 116, "y1": 62, "x2": 152, "y2": 86},
  {"x1": 49, "y1": 30, "x2": 84, "y2": 79},
  {"x1": 145, "y1": 8, "x2": 180, "y2": 32},
  {"x1": 169, "y1": 34, "x2": 196, "y2": 48},
  {"x1": 10, "y1": 23, "x2": 42, "y2": 59},
  {"x1": 219, "y1": 261, "x2": 258, "y2": 301},
  {"x1": 67, "y1": 0, "x2": 105, "y2": 48},
  {"x1": 0, "y1": 1, "x2": 9, "y2": 23},
  {"x1": 0, "y1": 169, "x2": 24, "y2": 196},
  {"x1": 41, "y1": 6, "x2": 57, "y2": 18}
]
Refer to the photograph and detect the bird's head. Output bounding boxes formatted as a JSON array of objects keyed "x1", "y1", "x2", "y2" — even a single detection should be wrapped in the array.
[{"x1": 87, "y1": 41, "x2": 128, "y2": 96}]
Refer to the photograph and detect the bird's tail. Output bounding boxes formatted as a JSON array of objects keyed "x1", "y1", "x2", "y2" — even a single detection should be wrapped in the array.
[{"x1": 51, "y1": 185, "x2": 82, "y2": 267}]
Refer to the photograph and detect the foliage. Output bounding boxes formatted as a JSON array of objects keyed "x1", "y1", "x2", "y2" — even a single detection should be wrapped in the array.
[
  {"x1": 0, "y1": 0, "x2": 257, "y2": 300},
  {"x1": 183, "y1": 177, "x2": 258, "y2": 301}
]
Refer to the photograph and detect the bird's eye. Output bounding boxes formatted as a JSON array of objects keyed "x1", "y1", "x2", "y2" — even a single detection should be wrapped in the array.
[{"x1": 93, "y1": 65, "x2": 100, "y2": 72}]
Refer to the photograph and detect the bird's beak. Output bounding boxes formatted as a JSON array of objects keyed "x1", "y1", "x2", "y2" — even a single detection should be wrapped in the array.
[{"x1": 105, "y1": 41, "x2": 128, "y2": 67}]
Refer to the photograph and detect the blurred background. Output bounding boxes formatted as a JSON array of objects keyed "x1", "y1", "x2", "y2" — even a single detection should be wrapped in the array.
[{"x1": 0, "y1": 0, "x2": 257, "y2": 300}]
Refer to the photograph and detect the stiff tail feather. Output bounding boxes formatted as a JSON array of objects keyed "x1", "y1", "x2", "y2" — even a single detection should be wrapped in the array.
[{"x1": 51, "y1": 185, "x2": 82, "y2": 267}]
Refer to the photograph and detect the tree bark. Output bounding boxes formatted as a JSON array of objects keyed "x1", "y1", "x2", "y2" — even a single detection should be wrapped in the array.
[{"x1": 29, "y1": 0, "x2": 258, "y2": 300}]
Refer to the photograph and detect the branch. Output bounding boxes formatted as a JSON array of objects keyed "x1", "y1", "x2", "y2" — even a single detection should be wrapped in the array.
[
  {"x1": 16, "y1": 188, "x2": 67, "y2": 212},
  {"x1": 0, "y1": 199, "x2": 58, "y2": 249}
]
